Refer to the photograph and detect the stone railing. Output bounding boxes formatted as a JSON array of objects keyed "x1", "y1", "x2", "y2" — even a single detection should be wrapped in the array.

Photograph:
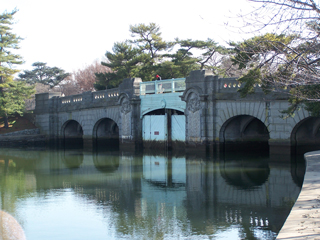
[
  {"x1": 218, "y1": 78, "x2": 263, "y2": 93},
  {"x1": 61, "y1": 94, "x2": 83, "y2": 104},
  {"x1": 60, "y1": 88, "x2": 120, "y2": 105},
  {"x1": 93, "y1": 89, "x2": 119, "y2": 99}
]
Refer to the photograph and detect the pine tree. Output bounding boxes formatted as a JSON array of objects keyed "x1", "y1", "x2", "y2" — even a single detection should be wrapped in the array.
[
  {"x1": 0, "y1": 10, "x2": 34, "y2": 128},
  {"x1": 95, "y1": 42, "x2": 142, "y2": 90},
  {"x1": 18, "y1": 62, "x2": 70, "y2": 88},
  {"x1": 95, "y1": 23, "x2": 230, "y2": 89}
]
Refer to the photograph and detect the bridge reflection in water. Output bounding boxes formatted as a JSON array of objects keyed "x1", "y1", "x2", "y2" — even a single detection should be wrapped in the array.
[{"x1": 0, "y1": 148, "x2": 304, "y2": 240}]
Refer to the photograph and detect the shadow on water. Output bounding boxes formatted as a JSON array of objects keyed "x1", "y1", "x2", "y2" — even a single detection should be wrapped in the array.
[
  {"x1": 221, "y1": 142, "x2": 269, "y2": 154},
  {"x1": 62, "y1": 138, "x2": 84, "y2": 150},
  {"x1": 94, "y1": 139, "x2": 120, "y2": 152}
]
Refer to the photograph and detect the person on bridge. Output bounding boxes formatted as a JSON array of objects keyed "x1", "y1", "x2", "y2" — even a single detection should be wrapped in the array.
[{"x1": 156, "y1": 75, "x2": 161, "y2": 80}]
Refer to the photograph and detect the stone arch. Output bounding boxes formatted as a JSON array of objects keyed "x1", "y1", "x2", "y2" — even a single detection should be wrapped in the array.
[
  {"x1": 93, "y1": 118, "x2": 119, "y2": 149},
  {"x1": 219, "y1": 115, "x2": 270, "y2": 152},
  {"x1": 291, "y1": 116, "x2": 320, "y2": 154},
  {"x1": 62, "y1": 120, "x2": 83, "y2": 138},
  {"x1": 217, "y1": 101, "x2": 268, "y2": 129},
  {"x1": 61, "y1": 120, "x2": 83, "y2": 149},
  {"x1": 142, "y1": 108, "x2": 184, "y2": 117},
  {"x1": 97, "y1": 108, "x2": 121, "y2": 128}
]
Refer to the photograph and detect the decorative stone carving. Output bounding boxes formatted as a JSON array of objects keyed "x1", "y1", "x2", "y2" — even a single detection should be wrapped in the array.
[
  {"x1": 119, "y1": 96, "x2": 132, "y2": 137},
  {"x1": 187, "y1": 92, "x2": 201, "y2": 113},
  {"x1": 121, "y1": 97, "x2": 131, "y2": 114},
  {"x1": 188, "y1": 111, "x2": 201, "y2": 138},
  {"x1": 121, "y1": 111, "x2": 131, "y2": 136}
]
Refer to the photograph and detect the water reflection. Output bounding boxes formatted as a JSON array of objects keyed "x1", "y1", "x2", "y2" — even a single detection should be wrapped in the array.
[
  {"x1": 220, "y1": 155, "x2": 270, "y2": 190},
  {"x1": 0, "y1": 148, "x2": 304, "y2": 240},
  {"x1": 62, "y1": 151, "x2": 83, "y2": 169},
  {"x1": 93, "y1": 152, "x2": 120, "y2": 173}
]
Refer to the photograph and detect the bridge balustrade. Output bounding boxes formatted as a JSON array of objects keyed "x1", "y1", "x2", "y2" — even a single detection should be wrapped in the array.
[
  {"x1": 60, "y1": 89, "x2": 120, "y2": 105},
  {"x1": 140, "y1": 78, "x2": 186, "y2": 95},
  {"x1": 218, "y1": 78, "x2": 262, "y2": 93},
  {"x1": 93, "y1": 89, "x2": 119, "y2": 100},
  {"x1": 58, "y1": 78, "x2": 265, "y2": 107},
  {"x1": 61, "y1": 95, "x2": 83, "y2": 104},
  {"x1": 139, "y1": 77, "x2": 263, "y2": 95}
]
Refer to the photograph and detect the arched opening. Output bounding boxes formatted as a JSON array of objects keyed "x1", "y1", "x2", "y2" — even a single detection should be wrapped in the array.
[
  {"x1": 291, "y1": 117, "x2": 320, "y2": 154},
  {"x1": 142, "y1": 109, "x2": 185, "y2": 149},
  {"x1": 220, "y1": 115, "x2": 270, "y2": 153},
  {"x1": 93, "y1": 118, "x2": 119, "y2": 150},
  {"x1": 63, "y1": 120, "x2": 83, "y2": 149}
]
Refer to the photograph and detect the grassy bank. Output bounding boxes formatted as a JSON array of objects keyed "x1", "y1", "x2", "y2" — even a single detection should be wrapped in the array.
[{"x1": 0, "y1": 116, "x2": 37, "y2": 135}]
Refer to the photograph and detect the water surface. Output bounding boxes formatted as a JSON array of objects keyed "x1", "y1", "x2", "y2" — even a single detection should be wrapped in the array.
[{"x1": 0, "y1": 148, "x2": 304, "y2": 240}]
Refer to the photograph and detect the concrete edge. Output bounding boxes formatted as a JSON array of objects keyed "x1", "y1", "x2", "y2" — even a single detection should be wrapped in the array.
[{"x1": 276, "y1": 150, "x2": 320, "y2": 239}]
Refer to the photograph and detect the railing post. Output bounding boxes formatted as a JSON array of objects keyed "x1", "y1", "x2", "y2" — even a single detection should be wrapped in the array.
[
  {"x1": 172, "y1": 80, "x2": 175, "y2": 93},
  {"x1": 155, "y1": 80, "x2": 158, "y2": 94}
]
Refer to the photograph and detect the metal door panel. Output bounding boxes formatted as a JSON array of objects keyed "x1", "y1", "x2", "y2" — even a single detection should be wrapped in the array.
[
  {"x1": 171, "y1": 115, "x2": 185, "y2": 141},
  {"x1": 143, "y1": 115, "x2": 167, "y2": 141},
  {"x1": 143, "y1": 115, "x2": 151, "y2": 141}
]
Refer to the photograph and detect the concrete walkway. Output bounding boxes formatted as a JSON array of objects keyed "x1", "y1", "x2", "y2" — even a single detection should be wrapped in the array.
[{"x1": 277, "y1": 151, "x2": 320, "y2": 239}]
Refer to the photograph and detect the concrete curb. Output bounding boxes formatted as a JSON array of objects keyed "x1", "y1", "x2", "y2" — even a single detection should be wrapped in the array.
[{"x1": 277, "y1": 151, "x2": 320, "y2": 239}]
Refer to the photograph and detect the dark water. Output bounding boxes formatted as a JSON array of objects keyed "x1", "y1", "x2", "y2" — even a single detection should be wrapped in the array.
[{"x1": 0, "y1": 148, "x2": 305, "y2": 240}]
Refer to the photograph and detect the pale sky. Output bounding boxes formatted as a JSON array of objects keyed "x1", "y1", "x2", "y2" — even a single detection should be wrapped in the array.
[{"x1": 2, "y1": 0, "x2": 252, "y2": 74}]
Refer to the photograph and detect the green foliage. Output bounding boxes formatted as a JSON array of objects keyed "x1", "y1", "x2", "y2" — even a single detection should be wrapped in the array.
[
  {"x1": 129, "y1": 23, "x2": 169, "y2": 60},
  {"x1": 95, "y1": 23, "x2": 229, "y2": 89},
  {"x1": 0, "y1": 9, "x2": 23, "y2": 84},
  {"x1": 237, "y1": 68, "x2": 262, "y2": 97},
  {"x1": 230, "y1": 32, "x2": 320, "y2": 116},
  {"x1": 129, "y1": 23, "x2": 170, "y2": 81},
  {"x1": 18, "y1": 62, "x2": 70, "y2": 88},
  {"x1": 94, "y1": 42, "x2": 142, "y2": 90},
  {"x1": 0, "y1": 10, "x2": 35, "y2": 127},
  {"x1": 232, "y1": 28, "x2": 320, "y2": 117},
  {"x1": 287, "y1": 84, "x2": 320, "y2": 117},
  {"x1": 231, "y1": 33, "x2": 294, "y2": 70},
  {"x1": 175, "y1": 38, "x2": 228, "y2": 71},
  {"x1": 0, "y1": 81, "x2": 35, "y2": 117}
]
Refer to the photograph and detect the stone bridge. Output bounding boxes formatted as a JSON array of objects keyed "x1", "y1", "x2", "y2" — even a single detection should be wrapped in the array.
[{"x1": 34, "y1": 70, "x2": 320, "y2": 154}]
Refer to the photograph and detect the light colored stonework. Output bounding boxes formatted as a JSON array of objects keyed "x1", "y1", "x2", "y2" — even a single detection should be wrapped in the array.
[{"x1": 277, "y1": 151, "x2": 320, "y2": 239}]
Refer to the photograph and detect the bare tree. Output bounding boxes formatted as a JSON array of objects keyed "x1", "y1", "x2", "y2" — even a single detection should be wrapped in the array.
[
  {"x1": 237, "y1": 0, "x2": 320, "y2": 35},
  {"x1": 217, "y1": 56, "x2": 248, "y2": 78},
  {"x1": 73, "y1": 60, "x2": 111, "y2": 92},
  {"x1": 232, "y1": 0, "x2": 320, "y2": 115},
  {"x1": 56, "y1": 75, "x2": 81, "y2": 96}
]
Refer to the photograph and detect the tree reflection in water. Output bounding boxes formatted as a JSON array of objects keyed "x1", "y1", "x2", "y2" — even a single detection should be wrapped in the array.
[{"x1": 0, "y1": 148, "x2": 304, "y2": 240}]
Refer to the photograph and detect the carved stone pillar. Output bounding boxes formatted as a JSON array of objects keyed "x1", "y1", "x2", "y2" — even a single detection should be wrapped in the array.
[{"x1": 120, "y1": 95, "x2": 132, "y2": 141}]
